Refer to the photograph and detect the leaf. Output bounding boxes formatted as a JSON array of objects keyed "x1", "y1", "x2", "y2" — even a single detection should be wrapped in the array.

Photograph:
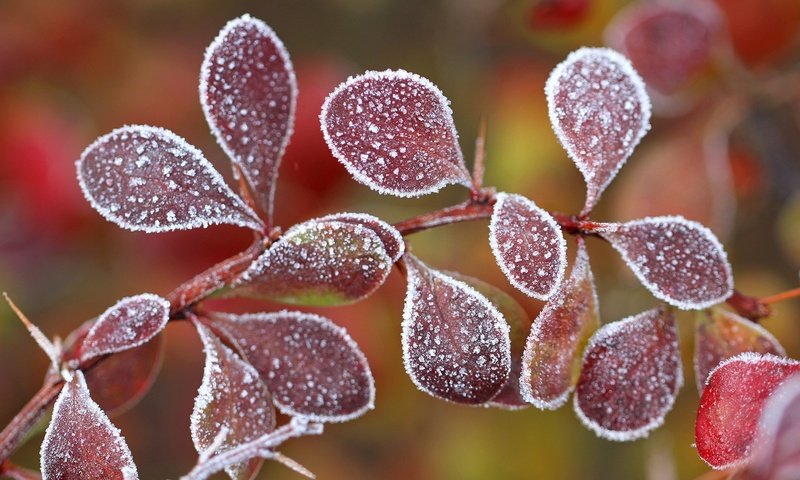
[
  {"x1": 521, "y1": 238, "x2": 599, "y2": 410},
  {"x1": 597, "y1": 216, "x2": 733, "y2": 310},
  {"x1": 76, "y1": 125, "x2": 263, "y2": 233},
  {"x1": 191, "y1": 320, "x2": 276, "y2": 480},
  {"x1": 545, "y1": 47, "x2": 651, "y2": 213},
  {"x1": 401, "y1": 254, "x2": 511, "y2": 404},
  {"x1": 489, "y1": 192, "x2": 567, "y2": 300},
  {"x1": 200, "y1": 14, "x2": 297, "y2": 219},
  {"x1": 694, "y1": 308, "x2": 785, "y2": 393},
  {"x1": 40, "y1": 371, "x2": 139, "y2": 480},
  {"x1": 320, "y1": 69, "x2": 471, "y2": 197},
  {"x1": 211, "y1": 311, "x2": 375, "y2": 422},
  {"x1": 80, "y1": 293, "x2": 170, "y2": 362},
  {"x1": 574, "y1": 306, "x2": 682, "y2": 441},
  {"x1": 695, "y1": 353, "x2": 800, "y2": 469},
  {"x1": 311, "y1": 212, "x2": 405, "y2": 262},
  {"x1": 234, "y1": 219, "x2": 392, "y2": 305}
]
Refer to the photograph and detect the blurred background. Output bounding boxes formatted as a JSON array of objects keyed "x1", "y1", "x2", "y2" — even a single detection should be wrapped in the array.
[{"x1": 1, "y1": 0, "x2": 800, "y2": 478}]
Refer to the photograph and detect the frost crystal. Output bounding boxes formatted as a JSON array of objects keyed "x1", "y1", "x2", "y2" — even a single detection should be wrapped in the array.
[
  {"x1": 320, "y1": 69, "x2": 471, "y2": 197},
  {"x1": 200, "y1": 14, "x2": 296, "y2": 219},
  {"x1": 574, "y1": 306, "x2": 682, "y2": 441},
  {"x1": 76, "y1": 125, "x2": 263, "y2": 233},
  {"x1": 489, "y1": 192, "x2": 567, "y2": 300},
  {"x1": 308, "y1": 212, "x2": 405, "y2": 262},
  {"x1": 212, "y1": 310, "x2": 375, "y2": 423},
  {"x1": 80, "y1": 293, "x2": 170, "y2": 362},
  {"x1": 41, "y1": 371, "x2": 139, "y2": 480},
  {"x1": 402, "y1": 254, "x2": 511, "y2": 404},
  {"x1": 597, "y1": 216, "x2": 733, "y2": 310},
  {"x1": 546, "y1": 47, "x2": 651, "y2": 213}
]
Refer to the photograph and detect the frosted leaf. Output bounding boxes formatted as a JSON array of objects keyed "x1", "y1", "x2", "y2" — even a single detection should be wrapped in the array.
[
  {"x1": 597, "y1": 216, "x2": 733, "y2": 310},
  {"x1": 489, "y1": 192, "x2": 567, "y2": 300},
  {"x1": 211, "y1": 310, "x2": 375, "y2": 422},
  {"x1": 80, "y1": 293, "x2": 170, "y2": 362},
  {"x1": 694, "y1": 308, "x2": 785, "y2": 393},
  {"x1": 191, "y1": 320, "x2": 276, "y2": 480},
  {"x1": 76, "y1": 125, "x2": 263, "y2": 233},
  {"x1": 695, "y1": 353, "x2": 800, "y2": 469},
  {"x1": 574, "y1": 306, "x2": 682, "y2": 441},
  {"x1": 546, "y1": 47, "x2": 651, "y2": 213},
  {"x1": 234, "y1": 220, "x2": 392, "y2": 305},
  {"x1": 402, "y1": 254, "x2": 511, "y2": 404},
  {"x1": 521, "y1": 238, "x2": 599, "y2": 410},
  {"x1": 320, "y1": 69, "x2": 471, "y2": 197},
  {"x1": 41, "y1": 371, "x2": 139, "y2": 480},
  {"x1": 200, "y1": 14, "x2": 296, "y2": 219},
  {"x1": 309, "y1": 212, "x2": 405, "y2": 262}
]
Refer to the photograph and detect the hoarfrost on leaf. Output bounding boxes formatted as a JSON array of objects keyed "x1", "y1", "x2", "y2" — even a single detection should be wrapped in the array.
[
  {"x1": 200, "y1": 14, "x2": 297, "y2": 220},
  {"x1": 401, "y1": 254, "x2": 511, "y2": 404},
  {"x1": 40, "y1": 371, "x2": 139, "y2": 480},
  {"x1": 308, "y1": 212, "x2": 405, "y2": 262},
  {"x1": 597, "y1": 216, "x2": 733, "y2": 310},
  {"x1": 76, "y1": 125, "x2": 263, "y2": 233},
  {"x1": 574, "y1": 306, "x2": 682, "y2": 441},
  {"x1": 320, "y1": 69, "x2": 472, "y2": 197},
  {"x1": 211, "y1": 310, "x2": 375, "y2": 422},
  {"x1": 546, "y1": 47, "x2": 651, "y2": 213},
  {"x1": 489, "y1": 192, "x2": 567, "y2": 300}
]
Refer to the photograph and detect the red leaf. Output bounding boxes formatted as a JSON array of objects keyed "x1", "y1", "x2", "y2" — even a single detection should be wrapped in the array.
[
  {"x1": 694, "y1": 308, "x2": 785, "y2": 392},
  {"x1": 76, "y1": 125, "x2": 263, "y2": 233},
  {"x1": 234, "y1": 219, "x2": 392, "y2": 305},
  {"x1": 191, "y1": 320, "x2": 276, "y2": 480},
  {"x1": 79, "y1": 293, "x2": 169, "y2": 362},
  {"x1": 527, "y1": 0, "x2": 591, "y2": 29},
  {"x1": 521, "y1": 238, "x2": 599, "y2": 409},
  {"x1": 320, "y1": 70, "x2": 471, "y2": 197},
  {"x1": 200, "y1": 15, "x2": 296, "y2": 219},
  {"x1": 574, "y1": 306, "x2": 681, "y2": 441},
  {"x1": 546, "y1": 48, "x2": 651, "y2": 213},
  {"x1": 40, "y1": 371, "x2": 138, "y2": 480},
  {"x1": 211, "y1": 311, "x2": 375, "y2": 422},
  {"x1": 310, "y1": 212, "x2": 405, "y2": 262},
  {"x1": 489, "y1": 192, "x2": 567, "y2": 300},
  {"x1": 695, "y1": 353, "x2": 800, "y2": 469},
  {"x1": 597, "y1": 216, "x2": 733, "y2": 310},
  {"x1": 402, "y1": 254, "x2": 511, "y2": 404}
]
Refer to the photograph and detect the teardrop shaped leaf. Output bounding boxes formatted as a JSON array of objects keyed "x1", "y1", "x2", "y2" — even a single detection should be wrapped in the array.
[
  {"x1": 694, "y1": 308, "x2": 785, "y2": 392},
  {"x1": 320, "y1": 69, "x2": 471, "y2": 197},
  {"x1": 695, "y1": 353, "x2": 800, "y2": 469},
  {"x1": 401, "y1": 254, "x2": 511, "y2": 404},
  {"x1": 311, "y1": 212, "x2": 405, "y2": 262},
  {"x1": 76, "y1": 125, "x2": 263, "y2": 233},
  {"x1": 80, "y1": 293, "x2": 170, "y2": 362},
  {"x1": 41, "y1": 371, "x2": 139, "y2": 480},
  {"x1": 211, "y1": 310, "x2": 375, "y2": 422},
  {"x1": 200, "y1": 14, "x2": 297, "y2": 219},
  {"x1": 489, "y1": 192, "x2": 567, "y2": 300},
  {"x1": 521, "y1": 238, "x2": 599, "y2": 410},
  {"x1": 546, "y1": 47, "x2": 651, "y2": 213},
  {"x1": 234, "y1": 220, "x2": 392, "y2": 305},
  {"x1": 191, "y1": 320, "x2": 276, "y2": 480},
  {"x1": 597, "y1": 216, "x2": 733, "y2": 310},
  {"x1": 574, "y1": 306, "x2": 682, "y2": 441}
]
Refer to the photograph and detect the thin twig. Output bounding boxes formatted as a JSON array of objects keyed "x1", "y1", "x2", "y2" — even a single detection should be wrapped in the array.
[
  {"x1": 759, "y1": 286, "x2": 800, "y2": 306},
  {"x1": 471, "y1": 117, "x2": 487, "y2": 192}
]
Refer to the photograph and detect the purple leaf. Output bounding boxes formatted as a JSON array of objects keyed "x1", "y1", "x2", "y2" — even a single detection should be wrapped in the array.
[
  {"x1": 489, "y1": 192, "x2": 567, "y2": 300},
  {"x1": 200, "y1": 15, "x2": 297, "y2": 219},
  {"x1": 40, "y1": 371, "x2": 138, "y2": 480},
  {"x1": 191, "y1": 320, "x2": 276, "y2": 480},
  {"x1": 77, "y1": 125, "x2": 263, "y2": 233},
  {"x1": 311, "y1": 212, "x2": 405, "y2": 262},
  {"x1": 80, "y1": 293, "x2": 170, "y2": 362},
  {"x1": 211, "y1": 311, "x2": 375, "y2": 422},
  {"x1": 597, "y1": 216, "x2": 733, "y2": 310},
  {"x1": 574, "y1": 306, "x2": 682, "y2": 441},
  {"x1": 521, "y1": 238, "x2": 599, "y2": 410},
  {"x1": 546, "y1": 47, "x2": 651, "y2": 213},
  {"x1": 320, "y1": 69, "x2": 471, "y2": 197},
  {"x1": 234, "y1": 219, "x2": 392, "y2": 305},
  {"x1": 402, "y1": 254, "x2": 511, "y2": 404}
]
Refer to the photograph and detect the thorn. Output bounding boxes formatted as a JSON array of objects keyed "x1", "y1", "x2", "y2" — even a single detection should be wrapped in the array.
[
  {"x1": 471, "y1": 115, "x2": 488, "y2": 193},
  {"x1": 272, "y1": 451, "x2": 316, "y2": 479},
  {"x1": 3, "y1": 292, "x2": 60, "y2": 370}
]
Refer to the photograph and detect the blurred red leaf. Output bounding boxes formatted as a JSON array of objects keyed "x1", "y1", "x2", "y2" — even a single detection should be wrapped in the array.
[
  {"x1": 713, "y1": 0, "x2": 800, "y2": 67},
  {"x1": 527, "y1": 0, "x2": 591, "y2": 29}
]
